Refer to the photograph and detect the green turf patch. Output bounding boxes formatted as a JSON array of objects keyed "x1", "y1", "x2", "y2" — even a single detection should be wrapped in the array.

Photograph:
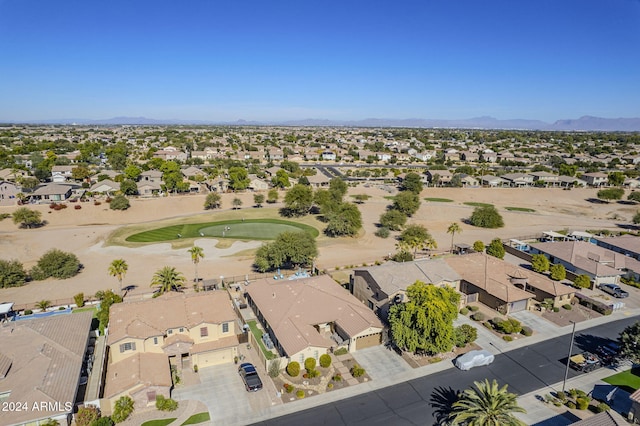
[
  {"x1": 603, "y1": 368, "x2": 640, "y2": 394},
  {"x1": 463, "y1": 202, "x2": 494, "y2": 207},
  {"x1": 125, "y1": 219, "x2": 318, "y2": 243},
  {"x1": 141, "y1": 419, "x2": 176, "y2": 426},
  {"x1": 505, "y1": 207, "x2": 536, "y2": 212},
  {"x1": 424, "y1": 197, "x2": 454, "y2": 203},
  {"x1": 72, "y1": 306, "x2": 98, "y2": 318},
  {"x1": 181, "y1": 412, "x2": 211, "y2": 425},
  {"x1": 247, "y1": 320, "x2": 276, "y2": 360},
  {"x1": 383, "y1": 195, "x2": 396, "y2": 200}
]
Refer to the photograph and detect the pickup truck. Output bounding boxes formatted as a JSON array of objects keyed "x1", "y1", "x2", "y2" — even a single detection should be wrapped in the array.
[
  {"x1": 238, "y1": 363, "x2": 263, "y2": 392},
  {"x1": 598, "y1": 283, "x2": 629, "y2": 298},
  {"x1": 569, "y1": 352, "x2": 601, "y2": 373}
]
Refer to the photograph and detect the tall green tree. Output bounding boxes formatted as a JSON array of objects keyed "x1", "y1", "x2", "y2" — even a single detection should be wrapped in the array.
[
  {"x1": 608, "y1": 171, "x2": 625, "y2": 187},
  {"x1": 379, "y1": 209, "x2": 407, "y2": 231},
  {"x1": 108, "y1": 259, "x2": 128, "y2": 296},
  {"x1": 271, "y1": 169, "x2": 291, "y2": 188},
  {"x1": 0, "y1": 259, "x2": 27, "y2": 288},
  {"x1": 188, "y1": 246, "x2": 205, "y2": 285},
  {"x1": 401, "y1": 172, "x2": 423, "y2": 194},
  {"x1": 550, "y1": 263, "x2": 566, "y2": 281},
  {"x1": 597, "y1": 188, "x2": 624, "y2": 202},
  {"x1": 254, "y1": 231, "x2": 318, "y2": 272},
  {"x1": 324, "y1": 202, "x2": 362, "y2": 237},
  {"x1": 150, "y1": 266, "x2": 186, "y2": 296},
  {"x1": 393, "y1": 191, "x2": 421, "y2": 217},
  {"x1": 486, "y1": 238, "x2": 505, "y2": 259},
  {"x1": 204, "y1": 192, "x2": 222, "y2": 210},
  {"x1": 31, "y1": 249, "x2": 80, "y2": 280},
  {"x1": 399, "y1": 224, "x2": 436, "y2": 256},
  {"x1": 450, "y1": 379, "x2": 526, "y2": 426},
  {"x1": 267, "y1": 188, "x2": 279, "y2": 204},
  {"x1": 12, "y1": 207, "x2": 43, "y2": 228},
  {"x1": 254, "y1": 193, "x2": 265, "y2": 207},
  {"x1": 329, "y1": 177, "x2": 348, "y2": 202},
  {"x1": 628, "y1": 192, "x2": 640, "y2": 203},
  {"x1": 283, "y1": 184, "x2": 314, "y2": 216},
  {"x1": 619, "y1": 321, "x2": 640, "y2": 363},
  {"x1": 447, "y1": 222, "x2": 462, "y2": 252},
  {"x1": 389, "y1": 281, "x2": 460, "y2": 354},
  {"x1": 228, "y1": 166, "x2": 250, "y2": 191},
  {"x1": 530, "y1": 254, "x2": 550, "y2": 273}
]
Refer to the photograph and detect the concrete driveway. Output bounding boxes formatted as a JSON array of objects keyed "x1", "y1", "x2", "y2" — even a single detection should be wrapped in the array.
[{"x1": 173, "y1": 361, "x2": 273, "y2": 425}]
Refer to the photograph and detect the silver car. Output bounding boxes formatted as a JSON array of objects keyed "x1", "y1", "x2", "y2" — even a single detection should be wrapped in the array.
[{"x1": 455, "y1": 350, "x2": 495, "y2": 371}]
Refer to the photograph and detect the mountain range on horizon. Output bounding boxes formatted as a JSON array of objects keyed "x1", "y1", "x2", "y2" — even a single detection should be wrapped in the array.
[{"x1": 3, "y1": 115, "x2": 640, "y2": 131}]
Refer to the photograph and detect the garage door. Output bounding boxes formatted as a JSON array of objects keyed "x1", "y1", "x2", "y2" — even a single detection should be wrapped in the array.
[
  {"x1": 354, "y1": 333, "x2": 381, "y2": 350},
  {"x1": 510, "y1": 299, "x2": 528, "y2": 313},
  {"x1": 195, "y1": 348, "x2": 234, "y2": 368}
]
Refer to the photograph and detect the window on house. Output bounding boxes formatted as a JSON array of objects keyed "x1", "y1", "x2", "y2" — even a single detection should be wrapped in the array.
[
  {"x1": 200, "y1": 327, "x2": 208, "y2": 337},
  {"x1": 119, "y1": 342, "x2": 136, "y2": 353},
  {"x1": 153, "y1": 337, "x2": 158, "y2": 345},
  {"x1": 222, "y1": 322, "x2": 229, "y2": 333},
  {"x1": 179, "y1": 327, "x2": 184, "y2": 332},
  {"x1": 168, "y1": 329, "x2": 173, "y2": 334}
]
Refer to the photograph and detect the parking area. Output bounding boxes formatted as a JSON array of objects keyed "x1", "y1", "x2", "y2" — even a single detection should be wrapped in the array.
[{"x1": 172, "y1": 345, "x2": 280, "y2": 425}]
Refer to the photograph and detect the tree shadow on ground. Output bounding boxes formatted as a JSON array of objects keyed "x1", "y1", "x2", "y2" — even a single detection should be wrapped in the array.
[
  {"x1": 573, "y1": 333, "x2": 617, "y2": 353},
  {"x1": 585, "y1": 198, "x2": 609, "y2": 204},
  {"x1": 429, "y1": 386, "x2": 459, "y2": 425}
]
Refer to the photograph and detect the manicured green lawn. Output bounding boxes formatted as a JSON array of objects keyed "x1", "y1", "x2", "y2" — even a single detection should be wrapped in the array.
[
  {"x1": 603, "y1": 368, "x2": 640, "y2": 393},
  {"x1": 72, "y1": 306, "x2": 98, "y2": 318},
  {"x1": 505, "y1": 206, "x2": 536, "y2": 212},
  {"x1": 126, "y1": 219, "x2": 318, "y2": 243},
  {"x1": 141, "y1": 419, "x2": 176, "y2": 426},
  {"x1": 247, "y1": 320, "x2": 276, "y2": 360},
  {"x1": 463, "y1": 202, "x2": 494, "y2": 207},
  {"x1": 181, "y1": 412, "x2": 211, "y2": 425},
  {"x1": 424, "y1": 197, "x2": 454, "y2": 203}
]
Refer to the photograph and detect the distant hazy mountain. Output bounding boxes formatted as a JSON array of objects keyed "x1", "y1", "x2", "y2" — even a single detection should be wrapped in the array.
[{"x1": 3, "y1": 115, "x2": 640, "y2": 131}]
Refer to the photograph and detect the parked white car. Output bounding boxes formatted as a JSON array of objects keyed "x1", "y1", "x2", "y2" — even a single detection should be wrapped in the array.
[{"x1": 455, "y1": 350, "x2": 495, "y2": 371}]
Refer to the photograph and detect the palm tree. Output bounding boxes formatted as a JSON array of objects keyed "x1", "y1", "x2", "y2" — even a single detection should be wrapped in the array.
[
  {"x1": 447, "y1": 222, "x2": 462, "y2": 253},
  {"x1": 150, "y1": 266, "x2": 186, "y2": 296},
  {"x1": 188, "y1": 245, "x2": 205, "y2": 288},
  {"x1": 449, "y1": 379, "x2": 526, "y2": 426},
  {"x1": 108, "y1": 259, "x2": 128, "y2": 296},
  {"x1": 36, "y1": 300, "x2": 51, "y2": 312}
]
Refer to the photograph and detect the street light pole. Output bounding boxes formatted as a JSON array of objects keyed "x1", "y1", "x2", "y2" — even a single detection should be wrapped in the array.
[{"x1": 562, "y1": 321, "x2": 577, "y2": 393}]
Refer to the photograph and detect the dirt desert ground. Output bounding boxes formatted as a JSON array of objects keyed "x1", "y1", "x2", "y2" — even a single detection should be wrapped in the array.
[{"x1": 0, "y1": 186, "x2": 637, "y2": 307}]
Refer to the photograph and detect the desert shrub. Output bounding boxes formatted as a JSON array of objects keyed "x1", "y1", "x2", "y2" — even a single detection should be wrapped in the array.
[
  {"x1": 24, "y1": 309, "x2": 33, "y2": 315},
  {"x1": 563, "y1": 304, "x2": 572, "y2": 310},
  {"x1": 93, "y1": 417, "x2": 115, "y2": 426},
  {"x1": 155, "y1": 395, "x2": 179, "y2": 412},
  {"x1": 296, "y1": 390, "x2": 305, "y2": 399},
  {"x1": 575, "y1": 389, "x2": 587, "y2": 398},
  {"x1": 304, "y1": 357, "x2": 317, "y2": 372},
  {"x1": 75, "y1": 405, "x2": 100, "y2": 426},
  {"x1": 459, "y1": 307, "x2": 469, "y2": 315},
  {"x1": 334, "y1": 347, "x2": 348, "y2": 356},
  {"x1": 327, "y1": 383, "x2": 334, "y2": 389},
  {"x1": 109, "y1": 195, "x2": 130, "y2": 210},
  {"x1": 556, "y1": 391, "x2": 567, "y2": 402},
  {"x1": 307, "y1": 369, "x2": 321, "y2": 378},
  {"x1": 503, "y1": 335, "x2": 513, "y2": 342},
  {"x1": 576, "y1": 397, "x2": 590, "y2": 410},
  {"x1": 521, "y1": 326, "x2": 533, "y2": 336},
  {"x1": 374, "y1": 227, "x2": 390, "y2": 238},
  {"x1": 596, "y1": 402, "x2": 610, "y2": 413},
  {"x1": 59, "y1": 306, "x2": 66, "y2": 310},
  {"x1": 319, "y1": 354, "x2": 332, "y2": 368},
  {"x1": 105, "y1": 197, "x2": 113, "y2": 203},
  {"x1": 428, "y1": 357, "x2": 443, "y2": 364},
  {"x1": 74, "y1": 292, "x2": 85, "y2": 308},
  {"x1": 469, "y1": 206, "x2": 504, "y2": 228},
  {"x1": 33, "y1": 249, "x2": 80, "y2": 280},
  {"x1": 268, "y1": 359, "x2": 280, "y2": 378},
  {"x1": 568, "y1": 389, "x2": 578, "y2": 398},
  {"x1": 483, "y1": 321, "x2": 493, "y2": 329},
  {"x1": 454, "y1": 324, "x2": 478, "y2": 347},
  {"x1": 351, "y1": 364, "x2": 366, "y2": 378},
  {"x1": 553, "y1": 307, "x2": 560, "y2": 313},
  {"x1": 471, "y1": 312, "x2": 485, "y2": 321},
  {"x1": 94, "y1": 201, "x2": 101, "y2": 206},
  {"x1": 496, "y1": 318, "x2": 522, "y2": 334},
  {"x1": 468, "y1": 305, "x2": 480, "y2": 312},
  {"x1": 0, "y1": 259, "x2": 27, "y2": 288},
  {"x1": 566, "y1": 401, "x2": 576, "y2": 409},
  {"x1": 75, "y1": 204, "x2": 82, "y2": 210},
  {"x1": 286, "y1": 361, "x2": 300, "y2": 377},
  {"x1": 283, "y1": 383, "x2": 294, "y2": 393}
]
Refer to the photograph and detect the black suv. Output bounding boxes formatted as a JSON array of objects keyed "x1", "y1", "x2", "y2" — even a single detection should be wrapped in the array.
[{"x1": 238, "y1": 363, "x2": 263, "y2": 392}]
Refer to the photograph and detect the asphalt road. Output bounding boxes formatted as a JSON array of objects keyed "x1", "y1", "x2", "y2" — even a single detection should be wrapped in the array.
[{"x1": 255, "y1": 315, "x2": 639, "y2": 426}]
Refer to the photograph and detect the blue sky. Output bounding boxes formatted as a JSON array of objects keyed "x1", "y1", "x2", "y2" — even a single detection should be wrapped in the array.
[{"x1": 1, "y1": 0, "x2": 639, "y2": 122}]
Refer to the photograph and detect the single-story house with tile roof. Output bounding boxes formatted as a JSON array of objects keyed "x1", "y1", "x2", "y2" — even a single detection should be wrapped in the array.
[
  {"x1": 530, "y1": 241, "x2": 635, "y2": 286},
  {"x1": 0, "y1": 180, "x2": 19, "y2": 206},
  {"x1": 29, "y1": 183, "x2": 73, "y2": 202},
  {"x1": 245, "y1": 275, "x2": 383, "y2": 364},
  {"x1": 351, "y1": 258, "x2": 461, "y2": 320},
  {"x1": 0, "y1": 311, "x2": 93, "y2": 426},
  {"x1": 136, "y1": 180, "x2": 162, "y2": 196},
  {"x1": 445, "y1": 252, "x2": 575, "y2": 313},
  {"x1": 306, "y1": 171, "x2": 331, "y2": 187},
  {"x1": 89, "y1": 179, "x2": 120, "y2": 194},
  {"x1": 595, "y1": 234, "x2": 640, "y2": 261},
  {"x1": 106, "y1": 291, "x2": 239, "y2": 408}
]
